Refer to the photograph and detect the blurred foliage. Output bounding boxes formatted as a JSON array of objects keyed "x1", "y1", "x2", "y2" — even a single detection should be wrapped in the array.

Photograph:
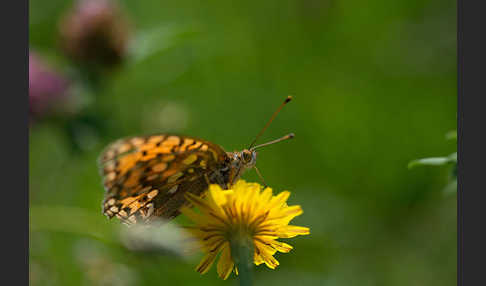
[
  {"x1": 29, "y1": 0, "x2": 456, "y2": 285},
  {"x1": 409, "y1": 130, "x2": 457, "y2": 195}
]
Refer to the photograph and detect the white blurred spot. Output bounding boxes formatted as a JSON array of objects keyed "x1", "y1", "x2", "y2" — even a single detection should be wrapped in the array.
[
  {"x1": 119, "y1": 218, "x2": 199, "y2": 260},
  {"x1": 142, "y1": 101, "x2": 189, "y2": 133}
]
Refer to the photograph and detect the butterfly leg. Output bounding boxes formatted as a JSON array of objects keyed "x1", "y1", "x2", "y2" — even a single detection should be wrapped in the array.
[
  {"x1": 208, "y1": 170, "x2": 229, "y2": 190},
  {"x1": 253, "y1": 166, "x2": 268, "y2": 189},
  {"x1": 204, "y1": 173, "x2": 211, "y2": 185}
]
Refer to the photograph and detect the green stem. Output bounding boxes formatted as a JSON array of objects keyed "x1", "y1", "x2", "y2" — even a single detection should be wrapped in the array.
[
  {"x1": 30, "y1": 206, "x2": 118, "y2": 246},
  {"x1": 231, "y1": 237, "x2": 254, "y2": 286}
]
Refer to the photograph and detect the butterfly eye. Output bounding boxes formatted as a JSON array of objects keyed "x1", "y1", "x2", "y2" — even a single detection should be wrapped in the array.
[{"x1": 242, "y1": 150, "x2": 252, "y2": 163}]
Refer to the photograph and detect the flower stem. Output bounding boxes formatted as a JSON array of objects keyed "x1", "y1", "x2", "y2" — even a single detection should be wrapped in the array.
[{"x1": 231, "y1": 236, "x2": 254, "y2": 286}]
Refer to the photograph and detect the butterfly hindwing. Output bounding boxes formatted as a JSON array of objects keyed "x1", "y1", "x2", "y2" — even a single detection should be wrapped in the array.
[{"x1": 99, "y1": 134, "x2": 228, "y2": 224}]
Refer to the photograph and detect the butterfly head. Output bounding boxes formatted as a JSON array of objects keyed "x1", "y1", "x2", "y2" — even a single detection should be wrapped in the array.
[
  {"x1": 239, "y1": 149, "x2": 258, "y2": 168},
  {"x1": 226, "y1": 96, "x2": 295, "y2": 187},
  {"x1": 226, "y1": 149, "x2": 257, "y2": 185},
  {"x1": 227, "y1": 149, "x2": 258, "y2": 170}
]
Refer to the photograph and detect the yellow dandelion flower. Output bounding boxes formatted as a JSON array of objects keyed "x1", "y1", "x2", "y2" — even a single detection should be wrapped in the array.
[{"x1": 180, "y1": 180, "x2": 310, "y2": 280}]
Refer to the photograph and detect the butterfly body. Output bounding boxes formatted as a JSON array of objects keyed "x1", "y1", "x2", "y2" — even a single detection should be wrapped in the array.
[{"x1": 98, "y1": 134, "x2": 257, "y2": 225}]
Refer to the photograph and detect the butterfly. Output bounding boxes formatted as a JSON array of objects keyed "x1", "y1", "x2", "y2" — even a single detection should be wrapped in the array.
[{"x1": 98, "y1": 96, "x2": 293, "y2": 225}]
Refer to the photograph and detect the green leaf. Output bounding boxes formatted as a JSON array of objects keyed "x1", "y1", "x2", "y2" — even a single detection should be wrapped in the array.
[
  {"x1": 447, "y1": 152, "x2": 457, "y2": 163},
  {"x1": 30, "y1": 206, "x2": 117, "y2": 244},
  {"x1": 408, "y1": 155, "x2": 455, "y2": 169}
]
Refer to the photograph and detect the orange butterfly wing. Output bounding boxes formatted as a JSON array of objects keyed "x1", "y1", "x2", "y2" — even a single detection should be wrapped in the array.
[{"x1": 98, "y1": 134, "x2": 228, "y2": 224}]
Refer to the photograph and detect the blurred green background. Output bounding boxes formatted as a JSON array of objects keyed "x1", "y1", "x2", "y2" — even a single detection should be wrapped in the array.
[{"x1": 29, "y1": 0, "x2": 457, "y2": 285}]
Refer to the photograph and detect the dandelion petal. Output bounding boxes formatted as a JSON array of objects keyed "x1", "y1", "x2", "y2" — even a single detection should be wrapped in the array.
[
  {"x1": 217, "y1": 244, "x2": 234, "y2": 280},
  {"x1": 196, "y1": 251, "x2": 218, "y2": 274}
]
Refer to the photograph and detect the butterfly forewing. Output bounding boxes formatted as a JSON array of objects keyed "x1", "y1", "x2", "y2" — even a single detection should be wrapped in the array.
[{"x1": 98, "y1": 134, "x2": 228, "y2": 224}]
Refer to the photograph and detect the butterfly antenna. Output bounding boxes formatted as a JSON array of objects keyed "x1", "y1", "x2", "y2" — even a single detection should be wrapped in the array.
[
  {"x1": 250, "y1": 133, "x2": 294, "y2": 151},
  {"x1": 248, "y1": 96, "x2": 292, "y2": 149}
]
